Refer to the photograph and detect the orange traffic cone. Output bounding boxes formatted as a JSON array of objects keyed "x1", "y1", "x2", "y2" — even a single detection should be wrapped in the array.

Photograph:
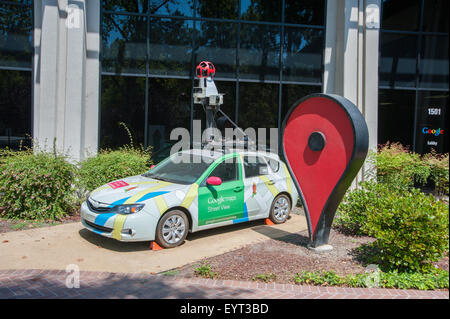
[
  {"x1": 264, "y1": 218, "x2": 275, "y2": 226},
  {"x1": 150, "y1": 241, "x2": 164, "y2": 251}
]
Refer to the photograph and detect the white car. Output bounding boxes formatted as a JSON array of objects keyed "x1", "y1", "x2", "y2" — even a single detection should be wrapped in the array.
[{"x1": 81, "y1": 149, "x2": 298, "y2": 248}]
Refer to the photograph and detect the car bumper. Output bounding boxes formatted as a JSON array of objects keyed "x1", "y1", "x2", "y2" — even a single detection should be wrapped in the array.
[{"x1": 80, "y1": 201, "x2": 157, "y2": 242}]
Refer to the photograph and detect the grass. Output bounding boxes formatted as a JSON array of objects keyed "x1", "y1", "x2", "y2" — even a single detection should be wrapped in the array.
[{"x1": 194, "y1": 262, "x2": 218, "y2": 279}]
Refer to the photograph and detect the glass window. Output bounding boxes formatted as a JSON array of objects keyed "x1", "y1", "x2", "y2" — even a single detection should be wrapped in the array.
[
  {"x1": 238, "y1": 82, "x2": 279, "y2": 130},
  {"x1": 149, "y1": 0, "x2": 194, "y2": 16},
  {"x1": 0, "y1": 3, "x2": 33, "y2": 69},
  {"x1": 381, "y1": 0, "x2": 420, "y2": 31},
  {"x1": 284, "y1": 0, "x2": 325, "y2": 26},
  {"x1": 379, "y1": 33, "x2": 418, "y2": 88},
  {"x1": 100, "y1": 75, "x2": 146, "y2": 149},
  {"x1": 422, "y1": 0, "x2": 449, "y2": 33},
  {"x1": 415, "y1": 91, "x2": 448, "y2": 154},
  {"x1": 378, "y1": 89, "x2": 416, "y2": 150},
  {"x1": 195, "y1": 21, "x2": 237, "y2": 79},
  {"x1": 102, "y1": 0, "x2": 147, "y2": 14},
  {"x1": 143, "y1": 153, "x2": 211, "y2": 184},
  {"x1": 419, "y1": 35, "x2": 449, "y2": 89},
  {"x1": 283, "y1": 27, "x2": 323, "y2": 83},
  {"x1": 239, "y1": 23, "x2": 281, "y2": 81},
  {"x1": 264, "y1": 156, "x2": 279, "y2": 172},
  {"x1": 209, "y1": 158, "x2": 238, "y2": 182},
  {"x1": 0, "y1": 69, "x2": 31, "y2": 149},
  {"x1": 196, "y1": 0, "x2": 238, "y2": 19},
  {"x1": 149, "y1": 18, "x2": 194, "y2": 77},
  {"x1": 102, "y1": 14, "x2": 147, "y2": 74},
  {"x1": 240, "y1": 0, "x2": 281, "y2": 22},
  {"x1": 243, "y1": 155, "x2": 268, "y2": 178},
  {"x1": 148, "y1": 78, "x2": 192, "y2": 153},
  {"x1": 281, "y1": 84, "x2": 321, "y2": 121}
]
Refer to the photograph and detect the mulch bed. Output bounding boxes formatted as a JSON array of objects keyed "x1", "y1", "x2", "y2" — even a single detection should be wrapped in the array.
[{"x1": 172, "y1": 217, "x2": 449, "y2": 284}]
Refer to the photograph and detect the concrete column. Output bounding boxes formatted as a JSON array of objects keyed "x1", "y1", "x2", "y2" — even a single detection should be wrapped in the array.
[
  {"x1": 323, "y1": 0, "x2": 381, "y2": 185},
  {"x1": 33, "y1": 0, "x2": 100, "y2": 162}
]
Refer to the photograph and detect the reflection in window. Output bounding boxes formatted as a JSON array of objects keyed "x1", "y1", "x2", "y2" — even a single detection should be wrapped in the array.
[
  {"x1": 283, "y1": 27, "x2": 323, "y2": 83},
  {"x1": 240, "y1": 0, "x2": 281, "y2": 22},
  {"x1": 381, "y1": 0, "x2": 420, "y2": 31},
  {"x1": 196, "y1": 0, "x2": 238, "y2": 19},
  {"x1": 378, "y1": 89, "x2": 415, "y2": 150},
  {"x1": 102, "y1": 0, "x2": 147, "y2": 14},
  {"x1": 419, "y1": 36, "x2": 449, "y2": 89},
  {"x1": 238, "y1": 82, "x2": 278, "y2": 131},
  {"x1": 284, "y1": 0, "x2": 325, "y2": 25},
  {"x1": 281, "y1": 84, "x2": 321, "y2": 120},
  {"x1": 148, "y1": 78, "x2": 191, "y2": 154},
  {"x1": 209, "y1": 159, "x2": 238, "y2": 183},
  {"x1": 422, "y1": 0, "x2": 449, "y2": 33},
  {"x1": 149, "y1": 0, "x2": 194, "y2": 16},
  {"x1": 0, "y1": 70, "x2": 31, "y2": 150},
  {"x1": 240, "y1": 24, "x2": 280, "y2": 81},
  {"x1": 379, "y1": 33, "x2": 417, "y2": 88},
  {"x1": 195, "y1": 21, "x2": 237, "y2": 79},
  {"x1": 415, "y1": 91, "x2": 448, "y2": 154},
  {"x1": 100, "y1": 76, "x2": 146, "y2": 149},
  {"x1": 102, "y1": 14, "x2": 147, "y2": 74},
  {"x1": 0, "y1": 3, "x2": 33, "y2": 69},
  {"x1": 149, "y1": 18, "x2": 193, "y2": 76}
]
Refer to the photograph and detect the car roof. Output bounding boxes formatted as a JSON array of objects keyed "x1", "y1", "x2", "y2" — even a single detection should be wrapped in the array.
[{"x1": 179, "y1": 148, "x2": 281, "y2": 161}]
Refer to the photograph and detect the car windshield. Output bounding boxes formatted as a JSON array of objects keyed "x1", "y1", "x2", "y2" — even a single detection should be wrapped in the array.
[{"x1": 142, "y1": 153, "x2": 213, "y2": 184}]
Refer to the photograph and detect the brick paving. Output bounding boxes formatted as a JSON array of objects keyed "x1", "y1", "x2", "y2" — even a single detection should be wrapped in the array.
[{"x1": 0, "y1": 269, "x2": 448, "y2": 299}]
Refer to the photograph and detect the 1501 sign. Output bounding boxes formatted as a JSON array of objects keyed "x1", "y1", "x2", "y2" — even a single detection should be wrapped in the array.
[{"x1": 428, "y1": 108, "x2": 442, "y2": 116}]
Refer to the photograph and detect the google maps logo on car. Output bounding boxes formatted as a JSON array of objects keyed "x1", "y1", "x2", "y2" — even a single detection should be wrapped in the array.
[{"x1": 422, "y1": 127, "x2": 445, "y2": 136}]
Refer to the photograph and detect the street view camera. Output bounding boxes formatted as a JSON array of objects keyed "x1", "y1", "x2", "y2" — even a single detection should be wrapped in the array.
[{"x1": 193, "y1": 61, "x2": 253, "y2": 151}]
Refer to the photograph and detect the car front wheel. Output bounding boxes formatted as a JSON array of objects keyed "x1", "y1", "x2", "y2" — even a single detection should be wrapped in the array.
[
  {"x1": 155, "y1": 210, "x2": 189, "y2": 248},
  {"x1": 269, "y1": 194, "x2": 291, "y2": 224}
]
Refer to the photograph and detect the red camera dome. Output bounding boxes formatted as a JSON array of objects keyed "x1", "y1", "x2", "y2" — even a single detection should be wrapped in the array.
[{"x1": 196, "y1": 61, "x2": 215, "y2": 78}]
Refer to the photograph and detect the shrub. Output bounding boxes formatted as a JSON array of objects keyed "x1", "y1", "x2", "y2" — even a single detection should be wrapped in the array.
[
  {"x1": 0, "y1": 148, "x2": 78, "y2": 220},
  {"x1": 78, "y1": 146, "x2": 152, "y2": 192},
  {"x1": 334, "y1": 181, "x2": 397, "y2": 236},
  {"x1": 364, "y1": 188, "x2": 449, "y2": 272},
  {"x1": 423, "y1": 151, "x2": 449, "y2": 196},
  {"x1": 376, "y1": 143, "x2": 431, "y2": 190}
]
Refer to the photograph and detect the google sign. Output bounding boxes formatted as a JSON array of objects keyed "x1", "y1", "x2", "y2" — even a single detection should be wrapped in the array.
[{"x1": 422, "y1": 127, "x2": 445, "y2": 136}]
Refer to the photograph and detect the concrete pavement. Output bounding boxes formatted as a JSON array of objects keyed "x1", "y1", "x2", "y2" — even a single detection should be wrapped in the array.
[{"x1": 0, "y1": 214, "x2": 307, "y2": 274}]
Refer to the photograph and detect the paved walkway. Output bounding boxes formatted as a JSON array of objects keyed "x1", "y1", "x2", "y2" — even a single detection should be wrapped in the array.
[
  {"x1": 0, "y1": 213, "x2": 307, "y2": 274},
  {"x1": 0, "y1": 269, "x2": 448, "y2": 299}
]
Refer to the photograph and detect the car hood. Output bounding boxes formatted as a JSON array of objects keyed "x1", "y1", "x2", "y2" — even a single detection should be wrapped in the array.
[{"x1": 88, "y1": 175, "x2": 188, "y2": 206}]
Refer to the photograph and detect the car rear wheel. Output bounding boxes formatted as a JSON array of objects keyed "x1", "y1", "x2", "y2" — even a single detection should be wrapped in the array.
[
  {"x1": 269, "y1": 194, "x2": 291, "y2": 224},
  {"x1": 155, "y1": 210, "x2": 189, "y2": 248}
]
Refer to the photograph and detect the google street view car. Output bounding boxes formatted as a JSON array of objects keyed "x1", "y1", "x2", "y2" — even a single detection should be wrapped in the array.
[
  {"x1": 81, "y1": 149, "x2": 298, "y2": 248},
  {"x1": 81, "y1": 61, "x2": 298, "y2": 248}
]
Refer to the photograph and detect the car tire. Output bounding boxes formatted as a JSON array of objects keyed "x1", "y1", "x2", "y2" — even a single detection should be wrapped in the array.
[
  {"x1": 269, "y1": 194, "x2": 291, "y2": 224},
  {"x1": 155, "y1": 210, "x2": 189, "y2": 248}
]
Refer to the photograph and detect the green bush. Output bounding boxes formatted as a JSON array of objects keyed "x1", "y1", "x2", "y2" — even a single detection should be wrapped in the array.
[
  {"x1": 0, "y1": 149, "x2": 78, "y2": 220},
  {"x1": 79, "y1": 146, "x2": 152, "y2": 192},
  {"x1": 423, "y1": 151, "x2": 449, "y2": 196},
  {"x1": 376, "y1": 143, "x2": 431, "y2": 190},
  {"x1": 364, "y1": 188, "x2": 449, "y2": 272},
  {"x1": 334, "y1": 181, "x2": 396, "y2": 236}
]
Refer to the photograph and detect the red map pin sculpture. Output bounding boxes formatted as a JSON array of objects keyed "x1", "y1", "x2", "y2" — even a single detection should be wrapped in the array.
[{"x1": 281, "y1": 94, "x2": 369, "y2": 248}]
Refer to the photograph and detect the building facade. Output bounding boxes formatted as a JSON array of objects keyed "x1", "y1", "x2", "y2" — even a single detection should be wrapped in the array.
[{"x1": 0, "y1": 1, "x2": 448, "y2": 168}]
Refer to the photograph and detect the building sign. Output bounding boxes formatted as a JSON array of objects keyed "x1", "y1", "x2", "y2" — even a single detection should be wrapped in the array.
[{"x1": 416, "y1": 105, "x2": 447, "y2": 154}]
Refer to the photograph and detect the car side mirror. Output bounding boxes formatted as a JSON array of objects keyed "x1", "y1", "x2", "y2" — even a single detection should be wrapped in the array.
[
  {"x1": 206, "y1": 176, "x2": 222, "y2": 186},
  {"x1": 150, "y1": 165, "x2": 155, "y2": 169}
]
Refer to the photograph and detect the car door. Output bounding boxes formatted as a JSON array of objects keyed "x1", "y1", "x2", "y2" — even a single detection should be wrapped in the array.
[
  {"x1": 242, "y1": 155, "x2": 275, "y2": 217},
  {"x1": 197, "y1": 155, "x2": 244, "y2": 226}
]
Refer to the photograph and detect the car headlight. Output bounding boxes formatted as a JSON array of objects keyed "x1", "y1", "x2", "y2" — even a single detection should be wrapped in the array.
[{"x1": 111, "y1": 204, "x2": 145, "y2": 215}]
